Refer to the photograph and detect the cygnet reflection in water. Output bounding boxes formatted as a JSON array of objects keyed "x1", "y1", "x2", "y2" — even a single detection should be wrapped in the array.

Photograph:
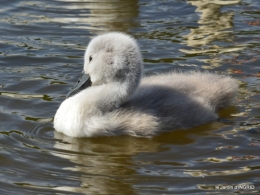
[{"x1": 54, "y1": 32, "x2": 238, "y2": 138}]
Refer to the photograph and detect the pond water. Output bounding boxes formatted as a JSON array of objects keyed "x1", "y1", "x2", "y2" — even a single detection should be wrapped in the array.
[{"x1": 0, "y1": 0, "x2": 260, "y2": 194}]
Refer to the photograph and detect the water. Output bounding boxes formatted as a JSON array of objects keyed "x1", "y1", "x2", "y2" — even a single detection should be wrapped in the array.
[{"x1": 0, "y1": 0, "x2": 260, "y2": 194}]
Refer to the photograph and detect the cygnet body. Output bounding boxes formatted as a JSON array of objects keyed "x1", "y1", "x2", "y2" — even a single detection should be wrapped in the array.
[{"x1": 54, "y1": 32, "x2": 238, "y2": 137}]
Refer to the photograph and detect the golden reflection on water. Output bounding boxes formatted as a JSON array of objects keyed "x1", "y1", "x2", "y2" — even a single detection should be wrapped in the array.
[
  {"x1": 180, "y1": 0, "x2": 246, "y2": 69},
  {"x1": 46, "y1": 0, "x2": 139, "y2": 33},
  {"x1": 53, "y1": 132, "x2": 160, "y2": 194},
  {"x1": 51, "y1": 123, "x2": 225, "y2": 194}
]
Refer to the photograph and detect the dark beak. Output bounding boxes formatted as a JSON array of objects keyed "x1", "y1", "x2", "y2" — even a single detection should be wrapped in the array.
[{"x1": 66, "y1": 72, "x2": 92, "y2": 99}]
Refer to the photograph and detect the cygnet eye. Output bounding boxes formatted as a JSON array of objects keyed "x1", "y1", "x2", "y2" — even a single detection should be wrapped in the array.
[{"x1": 89, "y1": 56, "x2": 93, "y2": 62}]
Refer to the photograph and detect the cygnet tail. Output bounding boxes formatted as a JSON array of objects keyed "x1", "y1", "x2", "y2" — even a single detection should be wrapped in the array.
[
  {"x1": 167, "y1": 72, "x2": 238, "y2": 111},
  {"x1": 203, "y1": 75, "x2": 238, "y2": 111},
  {"x1": 141, "y1": 72, "x2": 238, "y2": 111}
]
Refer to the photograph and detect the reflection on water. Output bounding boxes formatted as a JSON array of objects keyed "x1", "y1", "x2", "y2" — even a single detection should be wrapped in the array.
[
  {"x1": 46, "y1": 0, "x2": 139, "y2": 33},
  {"x1": 181, "y1": 0, "x2": 247, "y2": 68},
  {"x1": 185, "y1": 0, "x2": 240, "y2": 47},
  {"x1": 52, "y1": 124, "x2": 211, "y2": 194},
  {"x1": 53, "y1": 132, "x2": 160, "y2": 194},
  {"x1": 0, "y1": 0, "x2": 260, "y2": 194}
]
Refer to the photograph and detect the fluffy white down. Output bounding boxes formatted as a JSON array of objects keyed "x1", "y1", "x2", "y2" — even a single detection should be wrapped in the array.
[{"x1": 54, "y1": 32, "x2": 238, "y2": 138}]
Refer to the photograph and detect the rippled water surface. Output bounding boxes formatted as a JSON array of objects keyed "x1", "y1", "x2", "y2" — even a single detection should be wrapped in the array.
[{"x1": 1, "y1": 0, "x2": 260, "y2": 194}]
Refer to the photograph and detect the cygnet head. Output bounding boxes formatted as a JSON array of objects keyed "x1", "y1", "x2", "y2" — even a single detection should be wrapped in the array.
[
  {"x1": 67, "y1": 32, "x2": 143, "y2": 101},
  {"x1": 84, "y1": 32, "x2": 142, "y2": 86},
  {"x1": 67, "y1": 34, "x2": 142, "y2": 100}
]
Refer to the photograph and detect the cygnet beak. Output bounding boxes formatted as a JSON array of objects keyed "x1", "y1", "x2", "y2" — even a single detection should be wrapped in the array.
[{"x1": 66, "y1": 72, "x2": 92, "y2": 99}]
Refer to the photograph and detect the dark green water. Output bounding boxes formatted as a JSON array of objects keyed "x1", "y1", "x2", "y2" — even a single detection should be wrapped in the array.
[{"x1": 0, "y1": 0, "x2": 260, "y2": 194}]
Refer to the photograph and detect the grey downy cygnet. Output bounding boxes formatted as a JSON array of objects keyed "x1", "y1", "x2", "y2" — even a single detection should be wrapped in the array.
[{"x1": 54, "y1": 32, "x2": 238, "y2": 137}]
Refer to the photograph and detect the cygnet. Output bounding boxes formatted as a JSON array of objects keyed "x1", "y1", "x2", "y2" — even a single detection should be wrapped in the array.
[{"x1": 54, "y1": 32, "x2": 238, "y2": 137}]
